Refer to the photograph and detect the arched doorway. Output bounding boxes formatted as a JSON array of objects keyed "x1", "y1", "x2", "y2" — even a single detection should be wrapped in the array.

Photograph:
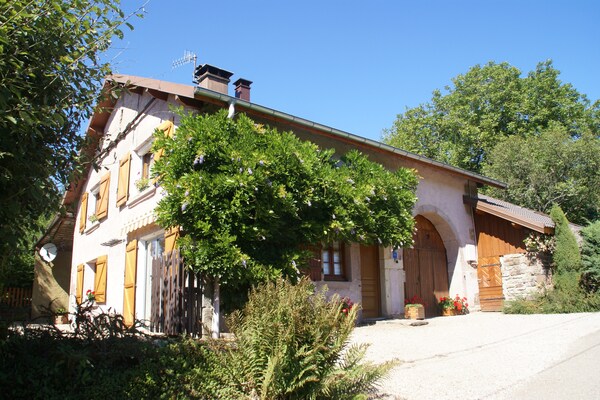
[{"x1": 404, "y1": 215, "x2": 449, "y2": 317}]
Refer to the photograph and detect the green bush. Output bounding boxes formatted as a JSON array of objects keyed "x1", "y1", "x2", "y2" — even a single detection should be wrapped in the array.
[
  {"x1": 580, "y1": 220, "x2": 600, "y2": 293},
  {"x1": 504, "y1": 272, "x2": 600, "y2": 314},
  {"x1": 201, "y1": 277, "x2": 395, "y2": 399},
  {"x1": 0, "y1": 302, "x2": 212, "y2": 400},
  {"x1": 550, "y1": 204, "x2": 582, "y2": 272}
]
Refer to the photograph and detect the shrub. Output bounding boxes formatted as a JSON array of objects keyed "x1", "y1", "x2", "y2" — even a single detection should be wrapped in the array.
[
  {"x1": 504, "y1": 272, "x2": 600, "y2": 314},
  {"x1": 550, "y1": 204, "x2": 582, "y2": 272},
  {"x1": 580, "y1": 220, "x2": 600, "y2": 293},
  {"x1": 0, "y1": 303, "x2": 212, "y2": 399},
  {"x1": 202, "y1": 277, "x2": 395, "y2": 399}
]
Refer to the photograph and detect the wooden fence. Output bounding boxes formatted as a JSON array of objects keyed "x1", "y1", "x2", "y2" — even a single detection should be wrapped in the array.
[
  {"x1": 150, "y1": 250, "x2": 203, "y2": 336},
  {"x1": 0, "y1": 287, "x2": 32, "y2": 320},
  {"x1": 0, "y1": 287, "x2": 32, "y2": 308}
]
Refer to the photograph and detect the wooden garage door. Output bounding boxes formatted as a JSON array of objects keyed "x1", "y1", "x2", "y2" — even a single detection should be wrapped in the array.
[
  {"x1": 360, "y1": 244, "x2": 381, "y2": 319},
  {"x1": 404, "y1": 215, "x2": 449, "y2": 317}
]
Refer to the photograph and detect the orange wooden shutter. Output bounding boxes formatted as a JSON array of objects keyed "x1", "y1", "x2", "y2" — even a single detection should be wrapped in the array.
[
  {"x1": 123, "y1": 239, "x2": 138, "y2": 327},
  {"x1": 94, "y1": 255, "x2": 108, "y2": 303},
  {"x1": 116, "y1": 153, "x2": 131, "y2": 207},
  {"x1": 76, "y1": 264, "x2": 84, "y2": 304},
  {"x1": 79, "y1": 193, "x2": 88, "y2": 233},
  {"x1": 96, "y1": 172, "x2": 110, "y2": 220},
  {"x1": 164, "y1": 226, "x2": 180, "y2": 254},
  {"x1": 153, "y1": 120, "x2": 175, "y2": 163}
]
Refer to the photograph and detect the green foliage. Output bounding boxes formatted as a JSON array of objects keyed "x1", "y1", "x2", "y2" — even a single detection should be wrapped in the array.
[
  {"x1": 0, "y1": 1, "x2": 140, "y2": 270},
  {"x1": 201, "y1": 277, "x2": 395, "y2": 399},
  {"x1": 1, "y1": 301, "x2": 212, "y2": 400},
  {"x1": 2, "y1": 279, "x2": 393, "y2": 399},
  {"x1": 580, "y1": 221, "x2": 600, "y2": 293},
  {"x1": 154, "y1": 111, "x2": 417, "y2": 295},
  {"x1": 550, "y1": 205, "x2": 582, "y2": 272},
  {"x1": 503, "y1": 206, "x2": 595, "y2": 315},
  {"x1": 483, "y1": 125, "x2": 600, "y2": 224},
  {"x1": 383, "y1": 60, "x2": 598, "y2": 174},
  {"x1": 504, "y1": 272, "x2": 600, "y2": 314}
]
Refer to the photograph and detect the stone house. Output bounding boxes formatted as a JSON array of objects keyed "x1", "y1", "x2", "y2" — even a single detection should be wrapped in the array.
[{"x1": 32, "y1": 64, "x2": 556, "y2": 330}]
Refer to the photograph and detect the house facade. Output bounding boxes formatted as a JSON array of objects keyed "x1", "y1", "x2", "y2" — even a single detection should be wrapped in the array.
[{"x1": 62, "y1": 64, "x2": 512, "y2": 332}]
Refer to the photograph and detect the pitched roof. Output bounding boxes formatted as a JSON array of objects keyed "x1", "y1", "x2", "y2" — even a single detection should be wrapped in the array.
[
  {"x1": 464, "y1": 194, "x2": 555, "y2": 234},
  {"x1": 107, "y1": 74, "x2": 507, "y2": 189}
]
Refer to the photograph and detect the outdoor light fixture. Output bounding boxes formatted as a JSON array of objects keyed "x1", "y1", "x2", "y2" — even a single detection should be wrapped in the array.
[{"x1": 392, "y1": 247, "x2": 400, "y2": 263}]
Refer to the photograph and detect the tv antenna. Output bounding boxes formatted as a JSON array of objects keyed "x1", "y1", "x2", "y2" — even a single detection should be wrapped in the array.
[{"x1": 172, "y1": 50, "x2": 197, "y2": 81}]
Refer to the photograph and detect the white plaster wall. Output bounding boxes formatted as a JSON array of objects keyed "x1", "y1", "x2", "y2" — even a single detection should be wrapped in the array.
[{"x1": 69, "y1": 92, "x2": 183, "y2": 315}]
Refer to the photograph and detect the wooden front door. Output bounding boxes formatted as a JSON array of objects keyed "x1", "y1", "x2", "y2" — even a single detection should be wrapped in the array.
[
  {"x1": 360, "y1": 244, "x2": 381, "y2": 319},
  {"x1": 404, "y1": 215, "x2": 449, "y2": 317},
  {"x1": 477, "y1": 256, "x2": 503, "y2": 311}
]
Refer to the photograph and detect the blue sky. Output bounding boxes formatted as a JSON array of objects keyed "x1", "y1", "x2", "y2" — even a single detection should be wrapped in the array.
[{"x1": 112, "y1": 1, "x2": 600, "y2": 141}]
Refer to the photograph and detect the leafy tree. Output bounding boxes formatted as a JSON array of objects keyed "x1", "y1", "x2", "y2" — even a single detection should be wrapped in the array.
[
  {"x1": 580, "y1": 220, "x2": 600, "y2": 293},
  {"x1": 483, "y1": 124, "x2": 600, "y2": 224},
  {"x1": 550, "y1": 204, "x2": 582, "y2": 273},
  {"x1": 0, "y1": 1, "x2": 139, "y2": 271},
  {"x1": 153, "y1": 111, "x2": 418, "y2": 309},
  {"x1": 383, "y1": 60, "x2": 598, "y2": 174}
]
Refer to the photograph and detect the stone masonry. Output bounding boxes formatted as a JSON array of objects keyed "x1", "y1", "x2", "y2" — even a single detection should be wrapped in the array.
[{"x1": 501, "y1": 253, "x2": 552, "y2": 301}]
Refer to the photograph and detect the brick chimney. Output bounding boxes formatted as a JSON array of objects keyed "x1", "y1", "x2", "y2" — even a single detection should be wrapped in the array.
[
  {"x1": 194, "y1": 64, "x2": 233, "y2": 95},
  {"x1": 233, "y1": 78, "x2": 253, "y2": 102}
]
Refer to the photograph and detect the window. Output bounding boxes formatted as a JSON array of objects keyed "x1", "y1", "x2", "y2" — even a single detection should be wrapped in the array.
[
  {"x1": 90, "y1": 172, "x2": 110, "y2": 220},
  {"x1": 322, "y1": 241, "x2": 346, "y2": 281},
  {"x1": 141, "y1": 152, "x2": 153, "y2": 180}
]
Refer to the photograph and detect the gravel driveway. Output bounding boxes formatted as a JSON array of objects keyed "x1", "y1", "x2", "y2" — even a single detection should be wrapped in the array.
[{"x1": 350, "y1": 311, "x2": 600, "y2": 400}]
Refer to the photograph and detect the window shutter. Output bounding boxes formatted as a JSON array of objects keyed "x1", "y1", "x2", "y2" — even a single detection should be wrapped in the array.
[
  {"x1": 123, "y1": 239, "x2": 138, "y2": 327},
  {"x1": 164, "y1": 226, "x2": 180, "y2": 255},
  {"x1": 79, "y1": 193, "x2": 88, "y2": 233},
  {"x1": 94, "y1": 255, "x2": 108, "y2": 303},
  {"x1": 116, "y1": 153, "x2": 131, "y2": 207},
  {"x1": 96, "y1": 172, "x2": 110, "y2": 220},
  {"x1": 152, "y1": 120, "x2": 175, "y2": 163},
  {"x1": 76, "y1": 264, "x2": 84, "y2": 304}
]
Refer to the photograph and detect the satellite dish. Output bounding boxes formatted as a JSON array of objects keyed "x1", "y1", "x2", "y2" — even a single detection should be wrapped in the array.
[{"x1": 39, "y1": 243, "x2": 58, "y2": 262}]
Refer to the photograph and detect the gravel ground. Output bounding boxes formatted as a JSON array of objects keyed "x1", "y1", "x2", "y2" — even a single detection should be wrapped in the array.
[{"x1": 350, "y1": 311, "x2": 600, "y2": 400}]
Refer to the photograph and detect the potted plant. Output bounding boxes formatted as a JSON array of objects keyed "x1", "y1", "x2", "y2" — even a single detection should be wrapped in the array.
[
  {"x1": 438, "y1": 296, "x2": 456, "y2": 316},
  {"x1": 88, "y1": 214, "x2": 98, "y2": 224},
  {"x1": 86, "y1": 290, "x2": 96, "y2": 302},
  {"x1": 438, "y1": 294, "x2": 469, "y2": 316},
  {"x1": 54, "y1": 307, "x2": 69, "y2": 325},
  {"x1": 453, "y1": 295, "x2": 469, "y2": 315},
  {"x1": 135, "y1": 177, "x2": 150, "y2": 192},
  {"x1": 404, "y1": 295, "x2": 425, "y2": 320}
]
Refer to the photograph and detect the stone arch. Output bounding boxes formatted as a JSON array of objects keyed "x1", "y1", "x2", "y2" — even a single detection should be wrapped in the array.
[{"x1": 413, "y1": 204, "x2": 461, "y2": 283}]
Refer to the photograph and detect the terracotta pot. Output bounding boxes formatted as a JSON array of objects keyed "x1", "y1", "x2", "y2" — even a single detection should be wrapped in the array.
[
  {"x1": 405, "y1": 304, "x2": 425, "y2": 320},
  {"x1": 54, "y1": 314, "x2": 69, "y2": 325},
  {"x1": 442, "y1": 308, "x2": 456, "y2": 317}
]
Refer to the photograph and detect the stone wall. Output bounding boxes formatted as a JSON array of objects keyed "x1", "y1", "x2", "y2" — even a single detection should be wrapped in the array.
[{"x1": 501, "y1": 253, "x2": 552, "y2": 301}]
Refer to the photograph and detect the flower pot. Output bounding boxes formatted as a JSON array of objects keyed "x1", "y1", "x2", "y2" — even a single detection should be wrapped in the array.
[
  {"x1": 442, "y1": 308, "x2": 456, "y2": 317},
  {"x1": 54, "y1": 314, "x2": 69, "y2": 325},
  {"x1": 405, "y1": 304, "x2": 425, "y2": 320}
]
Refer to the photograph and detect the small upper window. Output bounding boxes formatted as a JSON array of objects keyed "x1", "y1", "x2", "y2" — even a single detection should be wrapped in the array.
[{"x1": 141, "y1": 152, "x2": 154, "y2": 180}]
